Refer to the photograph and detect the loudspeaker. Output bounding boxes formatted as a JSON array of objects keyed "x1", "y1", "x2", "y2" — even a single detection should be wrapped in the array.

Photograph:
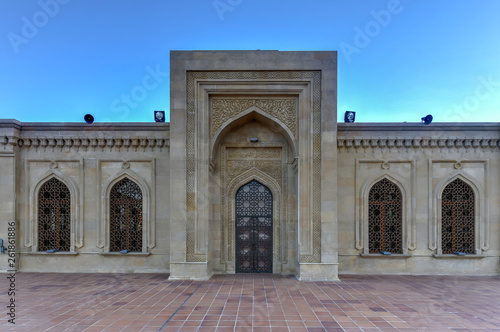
[
  {"x1": 421, "y1": 114, "x2": 433, "y2": 125},
  {"x1": 84, "y1": 114, "x2": 94, "y2": 124},
  {"x1": 154, "y1": 111, "x2": 165, "y2": 122},
  {"x1": 344, "y1": 111, "x2": 355, "y2": 123}
]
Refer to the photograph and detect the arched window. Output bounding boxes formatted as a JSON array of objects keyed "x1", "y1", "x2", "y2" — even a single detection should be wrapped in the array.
[
  {"x1": 38, "y1": 178, "x2": 71, "y2": 251},
  {"x1": 441, "y1": 179, "x2": 475, "y2": 254},
  {"x1": 368, "y1": 178, "x2": 403, "y2": 254},
  {"x1": 110, "y1": 178, "x2": 143, "y2": 252}
]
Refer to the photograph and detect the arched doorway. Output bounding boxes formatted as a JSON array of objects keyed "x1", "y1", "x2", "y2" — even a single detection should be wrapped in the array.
[{"x1": 235, "y1": 180, "x2": 273, "y2": 273}]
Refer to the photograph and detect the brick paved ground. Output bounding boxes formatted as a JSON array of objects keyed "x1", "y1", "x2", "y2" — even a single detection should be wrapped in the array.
[{"x1": 1, "y1": 273, "x2": 499, "y2": 331}]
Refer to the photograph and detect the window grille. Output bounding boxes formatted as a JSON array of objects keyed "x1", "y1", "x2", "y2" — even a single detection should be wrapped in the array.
[
  {"x1": 110, "y1": 178, "x2": 143, "y2": 252},
  {"x1": 441, "y1": 179, "x2": 474, "y2": 254},
  {"x1": 368, "y1": 178, "x2": 402, "y2": 253},
  {"x1": 38, "y1": 178, "x2": 71, "y2": 251}
]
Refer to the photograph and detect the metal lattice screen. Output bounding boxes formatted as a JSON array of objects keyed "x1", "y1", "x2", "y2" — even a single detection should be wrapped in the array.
[
  {"x1": 38, "y1": 178, "x2": 71, "y2": 251},
  {"x1": 235, "y1": 180, "x2": 273, "y2": 273},
  {"x1": 110, "y1": 178, "x2": 143, "y2": 252},
  {"x1": 441, "y1": 179, "x2": 475, "y2": 254},
  {"x1": 368, "y1": 178, "x2": 403, "y2": 254}
]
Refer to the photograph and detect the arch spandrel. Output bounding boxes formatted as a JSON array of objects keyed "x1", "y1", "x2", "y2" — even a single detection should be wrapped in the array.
[{"x1": 210, "y1": 107, "x2": 297, "y2": 164}]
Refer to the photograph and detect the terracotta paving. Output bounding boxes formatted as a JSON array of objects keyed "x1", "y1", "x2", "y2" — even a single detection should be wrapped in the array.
[{"x1": 1, "y1": 273, "x2": 500, "y2": 331}]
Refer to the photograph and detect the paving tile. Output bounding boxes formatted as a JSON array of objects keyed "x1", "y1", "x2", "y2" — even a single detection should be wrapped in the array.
[{"x1": 2, "y1": 273, "x2": 500, "y2": 331}]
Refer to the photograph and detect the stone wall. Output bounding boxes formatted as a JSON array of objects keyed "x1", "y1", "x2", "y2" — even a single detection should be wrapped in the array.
[
  {"x1": 337, "y1": 123, "x2": 500, "y2": 275},
  {"x1": 0, "y1": 120, "x2": 170, "y2": 273}
]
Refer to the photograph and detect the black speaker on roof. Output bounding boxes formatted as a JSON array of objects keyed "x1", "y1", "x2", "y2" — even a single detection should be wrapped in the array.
[
  {"x1": 84, "y1": 114, "x2": 94, "y2": 124},
  {"x1": 421, "y1": 114, "x2": 433, "y2": 125},
  {"x1": 344, "y1": 111, "x2": 355, "y2": 123}
]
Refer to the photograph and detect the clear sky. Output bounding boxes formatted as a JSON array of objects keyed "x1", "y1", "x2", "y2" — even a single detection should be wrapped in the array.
[{"x1": 1, "y1": 0, "x2": 499, "y2": 123}]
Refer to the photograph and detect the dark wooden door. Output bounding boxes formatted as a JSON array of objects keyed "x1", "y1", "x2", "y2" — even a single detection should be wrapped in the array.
[{"x1": 235, "y1": 180, "x2": 273, "y2": 273}]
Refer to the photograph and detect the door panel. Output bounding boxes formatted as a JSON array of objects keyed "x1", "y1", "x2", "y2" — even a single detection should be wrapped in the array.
[{"x1": 235, "y1": 180, "x2": 273, "y2": 273}]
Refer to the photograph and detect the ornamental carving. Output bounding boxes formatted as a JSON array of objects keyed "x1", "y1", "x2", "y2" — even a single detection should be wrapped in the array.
[
  {"x1": 227, "y1": 147, "x2": 281, "y2": 160},
  {"x1": 222, "y1": 145, "x2": 287, "y2": 268},
  {"x1": 187, "y1": 71, "x2": 321, "y2": 263},
  {"x1": 212, "y1": 99, "x2": 297, "y2": 137},
  {"x1": 227, "y1": 160, "x2": 282, "y2": 183}
]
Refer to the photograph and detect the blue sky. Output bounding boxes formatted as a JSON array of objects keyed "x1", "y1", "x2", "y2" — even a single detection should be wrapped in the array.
[{"x1": 1, "y1": 0, "x2": 499, "y2": 123}]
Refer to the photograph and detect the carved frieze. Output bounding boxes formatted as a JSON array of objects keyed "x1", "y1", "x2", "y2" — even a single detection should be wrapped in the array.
[
  {"x1": 5, "y1": 136, "x2": 169, "y2": 151},
  {"x1": 227, "y1": 160, "x2": 282, "y2": 183},
  {"x1": 338, "y1": 137, "x2": 499, "y2": 151},
  {"x1": 226, "y1": 147, "x2": 281, "y2": 160},
  {"x1": 212, "y1": 99, "x2": 297, "y2": 137}
]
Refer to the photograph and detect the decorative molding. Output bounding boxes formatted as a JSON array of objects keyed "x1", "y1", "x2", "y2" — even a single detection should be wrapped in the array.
[
  {"x1": 428, "y1": 160, "x2": 489, "y2": 254},
  {"x1": 187, "y1": 70, "x2": 321, "y2": 263},
  {"x1": 212, "y1": 99, "x2": 297, "y2": 137},
  {"x1": 26, "y1": 162, "x2": 83, "y2": 252},
  {"x1": 338, "y1": 137, "x2": 499, "y2": 151},
  {"x1": 97, "y1": 159, "x2": 156, "y2": 252},
  {"x1": 355, "y1": 159, "x2": 416, "y2": 254},
  {"x1": 220, "y1": 144, "x2": 288, "y2": 269},
  {"x1": 7, "y1": 136, "x2": 169, "y2": 152}
]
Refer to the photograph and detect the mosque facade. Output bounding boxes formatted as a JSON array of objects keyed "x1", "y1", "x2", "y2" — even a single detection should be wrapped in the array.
[{"x1": 0, "y1": 51, "x2": 498, "y2": 280}]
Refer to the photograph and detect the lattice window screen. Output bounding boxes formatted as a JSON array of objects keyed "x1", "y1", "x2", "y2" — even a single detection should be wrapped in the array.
[
  {"x1": 38, "y1": 178, "x2": 71, "y2": 251},
  {"x1": 368, "y1": 178, "x2": 403, "y2": 253},
  {"x1": 441, "y1": 179, "x2": 475, "y2": 254},
  {"x1": 110, "y1": 178, "x2": 143, "y2": 252}
]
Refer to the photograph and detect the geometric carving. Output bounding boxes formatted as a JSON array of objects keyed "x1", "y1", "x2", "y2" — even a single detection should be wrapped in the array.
[
  {"x1": 227, "y1": 160, "x2": 282, "y2": 183},
  {"x1": 227, "y1": 147, "x2": 281, "y2": 160}
]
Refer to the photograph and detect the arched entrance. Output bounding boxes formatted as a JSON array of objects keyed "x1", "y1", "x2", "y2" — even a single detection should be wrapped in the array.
[{"x1": 235, "y1": 180, "x2": 273, "y2": 273}]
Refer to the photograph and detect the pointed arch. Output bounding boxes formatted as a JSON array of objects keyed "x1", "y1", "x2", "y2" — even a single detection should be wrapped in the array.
[
  {"x1": 433, "y1": 173, "x2": 484, "y2": 255},
  {"x1": 30, "y1": 172, "x2": 80, "y2": 252},
  {"x1": 101, "y1": 170, "x2": 151, "y2": 252},
  {"x1": 210, "y1": 107, "x2": 297, "y2": 163},
  {"x1": 359, "y1": 174, "x2": 411, "y2": 255}
]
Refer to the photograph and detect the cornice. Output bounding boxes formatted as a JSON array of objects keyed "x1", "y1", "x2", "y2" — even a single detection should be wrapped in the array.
[
  {"x1": 338, "y1": 122, "x2": 500, "y2": 132},
  {"x1": 1, "y1": 135, "x2": 169, "y2": 151},
  {"x1": 338, "y1": 123, "x2": 500, "y2": 150},
  {"x1": 0, "y1": 120, "x2": 170, "y2": 132},
  {"x1": 338, "y1": 137, "x2": 499, "y2": 150}
]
